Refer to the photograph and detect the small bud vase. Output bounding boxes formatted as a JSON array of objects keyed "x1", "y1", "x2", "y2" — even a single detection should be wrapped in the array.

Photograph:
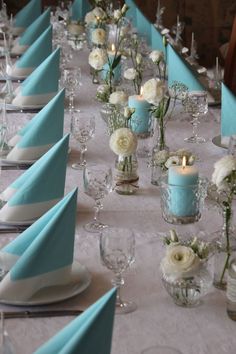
[{"x1": 114, "y1": 154, "x2": 139, "y2": 195}]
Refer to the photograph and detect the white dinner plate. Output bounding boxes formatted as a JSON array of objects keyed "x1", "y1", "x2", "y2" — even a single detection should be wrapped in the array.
[
  {"x1": 1, "y1": 158, "x2": 36, "y2": 166},
  {"x1": 0, "y1": 262, "x2": 91, "y2": 306},
  {"x1": 4, "y1": 103, "x2": 44, "y2": 112},
  {"x1": 212, "y1": 135, "x2": 227, "y2": 149},
  {"x1": 0, "y1": 218, "x2": 36, "y2": 226}
]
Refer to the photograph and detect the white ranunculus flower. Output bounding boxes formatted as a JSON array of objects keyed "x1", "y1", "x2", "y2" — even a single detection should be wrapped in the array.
[
  {"x1": 85, "y1": 11, "x2": 96, "y2": 24},
  {"x1": 91, "y1": 28, "x2": 106, "y2": 45},
  {"x1": 212, "y1": 155, "x2": 236, "y2": 190},
  {"x1": 142, "y1": 78, "x2": 166, "y2": 106},
  {"x1": 93, "y1": 7, "x2": 106, "y2": 19},
  {"x1": 123, "y1": 68, "x2": 138, "y2": 81},
  {"x1": 109, "y1": 91, "x2": 128, "y2": 106},
  {"x1": 149, "y1": 50, "x2": 164, "y2": 63},
  {"x1": 154, "y1": 149, "x2": 169, "y2": 164},
  {"x1": 109, "y1": 128, "x2": 138, "y2": 156},
  {"x1": 88, "y1": 48, "x2": 107, "y2": 70},
  {"x1": 161, "y1": 245, "x2": 200, "y2": 278},
  {"x1": 165, "y1": 156, "x2": 181, "y2": 169}
]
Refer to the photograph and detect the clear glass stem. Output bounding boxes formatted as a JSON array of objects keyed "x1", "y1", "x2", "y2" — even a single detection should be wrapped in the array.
[
  {"x1": 111, "y1": 273, "x2": 125, "y2": 306},
  {"x1": 79, "y1": 144, "x2": 87, "y2": 166},
  {"x1": 191, "y1": 117, "x2": 199, "y2": 139},
  {"x1": 69, "y1": 94, "x2": 74, "y2": 111},
  {"x1": 93, "y1": 200, "x2": 103, "y2": 224}
]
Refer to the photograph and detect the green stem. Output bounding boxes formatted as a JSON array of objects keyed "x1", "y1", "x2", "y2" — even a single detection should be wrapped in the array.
[{"x1": 219, "y1": 200, "x2": 232, "y2": 284}]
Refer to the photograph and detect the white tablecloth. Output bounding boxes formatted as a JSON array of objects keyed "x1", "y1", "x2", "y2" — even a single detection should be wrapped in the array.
[{"x1": 0, "y1": 47, "x2": 235, "y2": 354}]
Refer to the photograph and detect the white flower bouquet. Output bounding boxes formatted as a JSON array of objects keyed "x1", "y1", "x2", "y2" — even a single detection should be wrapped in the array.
[
  {"x1": 153, "y1": 148, "x2": 195, "y2": 170},
  {"x1": 109, "y1": 127, "x2": 137, "y2": 157}
]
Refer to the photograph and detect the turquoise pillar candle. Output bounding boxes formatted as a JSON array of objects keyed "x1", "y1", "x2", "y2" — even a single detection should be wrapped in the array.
[
  {"x1": 168, "y1": 163, "x2": 199, "y2": 217},
  {"x1": 128, "y1": 94, "x2": 151, "y2": 135}
]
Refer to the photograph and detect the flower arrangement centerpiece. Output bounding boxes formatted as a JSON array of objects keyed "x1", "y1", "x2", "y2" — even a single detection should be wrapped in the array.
[
  {"x1": 85, "y1": 6, "x2": 108, "y2": 49},
  {"x1": 161, "y1": 230, "x2": 213, "y2": 307},
  {"x1": 209, "y1": 155, "x2": 236, "y2": 289},
  {"x1": 109, "y1": 126, "x2": 138, "y2": 195}
]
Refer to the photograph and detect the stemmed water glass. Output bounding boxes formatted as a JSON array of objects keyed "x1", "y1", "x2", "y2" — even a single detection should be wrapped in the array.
[
  {"x1": 70, "y1": 110, "x2": 95, "y2": 169},
  {"x1": 63, "y1": 67, "x2": 82, "y2": 110},
  {"x1": 83, "y1": 164, "x2": 112, "y2": 233},
  {"x1": 100, "y1": 227, "x2": 136, "y2": 314},
  {"x1": 183, "y1": 91, "x2": 208, "y2": 143}
]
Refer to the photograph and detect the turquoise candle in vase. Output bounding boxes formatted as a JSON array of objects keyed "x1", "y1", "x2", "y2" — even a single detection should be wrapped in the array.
[
  {"x1": 128, "y1": 91, "x2": 151, "y2": 136},
  {"x1": 168, "y1": 157, "x2": 199, "y2": 217}
]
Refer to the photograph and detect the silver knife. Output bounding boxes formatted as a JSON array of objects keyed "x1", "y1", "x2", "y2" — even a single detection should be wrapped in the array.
[{"x1": 3, "y1": 309, "x2": 83, "y2": 319}]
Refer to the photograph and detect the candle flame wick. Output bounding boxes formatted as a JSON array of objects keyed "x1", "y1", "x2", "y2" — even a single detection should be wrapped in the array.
[{"x1": 182, "y1": 156, "x2": 187, "y2": 169}]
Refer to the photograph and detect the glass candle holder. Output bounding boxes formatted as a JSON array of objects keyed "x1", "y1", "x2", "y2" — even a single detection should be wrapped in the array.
[{"x1": 160, "y1": 176, "x2": 208, "y2": 224}]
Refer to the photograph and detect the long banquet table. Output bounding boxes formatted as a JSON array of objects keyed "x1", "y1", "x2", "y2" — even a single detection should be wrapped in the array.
[{"x1": 1, "y1": 47, "x2": 236, "y2": 354}]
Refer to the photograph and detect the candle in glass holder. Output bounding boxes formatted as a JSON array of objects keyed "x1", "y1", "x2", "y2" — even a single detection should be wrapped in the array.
[
  {"x1": 168, "y1": 156, "x2": 199, "y2": 217},
  {"x1": 128, "y1": 87, "x2": 151, "y2": 135},
  {"x1": 102, "y1": 44, "x2": 121, "y2": 83}
]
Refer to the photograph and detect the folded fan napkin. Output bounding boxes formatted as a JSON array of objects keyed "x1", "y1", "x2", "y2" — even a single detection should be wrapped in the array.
[
  {"x1": 0, "y1": 134, "x2": 69, "y2": 223},
  {"x1": 34, "y1": 288, "x2": 116, "y2": 354},
  {"x1": 11, "y1": 48, "x2": 60, "y2": 108},
  {"x1": 0, "y1": 189, "x2": 78, "y2": 302},
  {"x1": 7, "y1": 89, "x2": 65, "y2": 161},
  {"x1": 136, "y1": 7, "x2": 151, "y2": 45},
  {"x1": 70, "y1": 0, "x2": 91, "y2": 21},
  {"x1": 11, "y1": 8, "x2": 51, "y2": 56},
  {"x1": 167, "y1": 44, "x2": 205, "y2": 91},
  {"x1": 125, "y1": 0, "x2": 137, "y2": 27},
  {"x1": 7, "y1": 26, "x2": 52, "y2": 80},
  {"x1": 12, "y1": 0, "x2": 42, "y2": 36},
  {"x1": 221, "y1": 83, "x2": 236, "y2": 146},
  {"x1": 151, "y1": 24, "x2": 165, "y2": 53}
]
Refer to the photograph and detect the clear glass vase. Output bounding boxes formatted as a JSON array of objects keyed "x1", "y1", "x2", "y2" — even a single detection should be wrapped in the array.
[
  {"x1": 213, "y1": 207, "x2": 236, "y2": 290},
  {"x1": 150, "y1": 117, "x2": 169, "y2": 186},
  {"x1": 100, "y1": 103, "x2": 115, "y2": 124},
  {"x1": 114, "y1": 154, "x2": 139, "y2": 195}
]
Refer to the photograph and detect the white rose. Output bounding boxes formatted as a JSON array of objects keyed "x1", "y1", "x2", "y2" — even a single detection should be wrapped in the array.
[
  {"x1": 149, "y1": 50, "x2": 164, "y2": 63},
  {"x1": 109, "y1": 128, "x2": 138, "y2": 156},
  {"x1": 93, "y1": 7, "x2": 106, "y2": 20},
  {"x1": 161, "y1": 245, "x2": 200, "y2": 279},
  {"x1": 124, "y1": 68, "x2": 138, "y2": 81},
  {"x1": 88, "y1": 48, "x2": 107, "y2": 71},
  {"x1": 142, "y1": 78, "x2": 166, "y2": 106},
  {"x1": 85, "y1": 11, "x2": 96, "y2": 24},
  {"x1": 109, "y1": 91, "x2": 128, "y2": 106},
  {"x1": 114, "y1": 9, "x2": 122, "y2": 20},
  {"x1": 91, "y1": 28, "x2": 106, "y2": 45},
  {"x1": 212, "y1": 155, "x2": 236, "y2": 189},
  {"x1": 165, "y1": 156, "x2": 181, "y2": 169}
]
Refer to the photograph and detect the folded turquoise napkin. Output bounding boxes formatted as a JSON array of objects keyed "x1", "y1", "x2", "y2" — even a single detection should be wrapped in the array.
[
  {"x1": 7, "y1": 89, "x2": 65, "y2": 161},
  {"x1": 136, "y1": 7, "x2": 151, "y2": 45},
  {"x1": 34, "y1": 288, "x2": 117, "y2": 354},
  {"x1": 221, "y1": 83, "x2": 236, "y2": 142},
  {"x1": 70, "y1": 0, "x2": 92, "y2": 21},
  {"x1": 167, "y1": 44, "x2": 204, "y2": 91},
  {"x1": 13, "y1": 0, "x2": 42, "y2": 34},
  {"x1": 0, "y1": 135, "x2": 69, "y2": 223},
  {"x1": 151, "y1": 24, "x2": 165, "y2": 53},
  {"x1": 125, "y1": 0, "x2": 137, "y2": 27},
  {"x1": 0, "y1": 189, "x2": 78, "y2": 302}
]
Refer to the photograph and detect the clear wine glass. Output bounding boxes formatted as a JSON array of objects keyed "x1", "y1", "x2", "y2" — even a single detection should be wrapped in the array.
[
  {"x1": 183, "y1": 91, "x2": 208, "y2": 143},
  {"x1": 63, "y1": 67, "x2": 82, "y2": 110},
  {"x1": 70, "y1": 110, "x2": 95, "y2": 169},
  {"x1": 83, "y1": 164, "x2": 112, "y2": 233},
  {"x1": 0, "y1": 313, "x2": 16, "y2": 354},
  {"x1": 100, "y1": 227, "x2": 136, "y2": 314}
]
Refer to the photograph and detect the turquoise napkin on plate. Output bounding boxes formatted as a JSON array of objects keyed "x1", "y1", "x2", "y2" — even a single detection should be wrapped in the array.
[
  {"x1": 0, "y1": 188, "x2": 77, "y2": 272},
  {"x1": 0, "y1": 135, "x2": 69, "y2": 223},
  {"x1": 18, "y1": 8, "x2": 51, "y2": 47},
  {"x1": 7, "y1": 89, "x2": 65, "y2": 161},
  {"x1": 70, "y1": 0, "x2": 92, "y2": 21},
  {"x1": 125, "y1": 0, "x2": 137, "y2": 27},
  {"x1": 15, "y1": 26, "x2": 52, "y2": 73},
  {"x1": 167, "y1": 44, "x2": 204, "y2": 91},
  {"x1": 151, "y1": 24, "x2": 165, "y2": 54},
  {"x1": 136, "y1": 7, "x2": 151, "y2": 45},
  {"x1": 13, "y1": 0, "x2": 42, "y2": 34},
  {"x1": 34, "y1": 288, "x2": 116, "y2": 354},
  {"x1": 0, "y1": 189, "x2": 78, "y2": 302},
  {"x1": 221, "y1": 83, "x2": 236, "y2": 139}
]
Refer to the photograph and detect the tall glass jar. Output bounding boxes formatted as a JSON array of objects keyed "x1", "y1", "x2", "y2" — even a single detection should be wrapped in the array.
[
  {"x1": 213, "y1": 207, "x2": 236, "y2": 290},
  {"x1": 114, "y1": 154, "x2": 139, "y2": 195}
]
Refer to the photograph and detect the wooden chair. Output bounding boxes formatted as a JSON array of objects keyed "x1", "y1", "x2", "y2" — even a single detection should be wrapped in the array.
[{"x1": 224, "y1": 15, "x2": 236, "y2": 94}]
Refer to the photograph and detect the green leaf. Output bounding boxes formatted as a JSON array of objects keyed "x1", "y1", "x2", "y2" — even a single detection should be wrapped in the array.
[{"x1": 112, "y1": 54, "x2": 121, "y2": 70}]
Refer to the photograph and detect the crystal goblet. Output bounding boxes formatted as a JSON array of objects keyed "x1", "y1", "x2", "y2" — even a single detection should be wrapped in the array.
[
  {"x1": 183, "y1": 91, "x2": 208, "y2": 143},
  {"x1": 83, "y1": 164, "x2": 112, "y2": 233},
  {"x1": 100, "y1": 227, "x2": 137, "y2": 314},
  {"x1": 70, "y1": 110, "x2": 95, "y2": 169},
  {"x1": 63, "y1": 67, "x2": 82, "y2": 110}
]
